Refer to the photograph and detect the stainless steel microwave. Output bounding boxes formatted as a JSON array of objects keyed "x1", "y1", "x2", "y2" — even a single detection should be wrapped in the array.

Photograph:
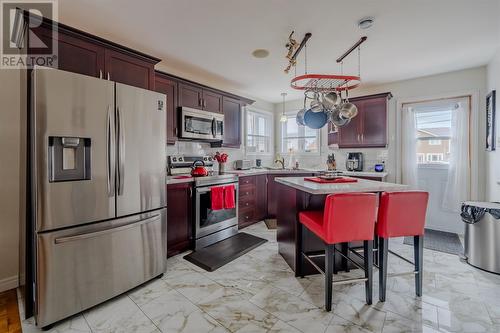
[{"x1": 180, "y1": 107, "x2": 224, "y2": 141}]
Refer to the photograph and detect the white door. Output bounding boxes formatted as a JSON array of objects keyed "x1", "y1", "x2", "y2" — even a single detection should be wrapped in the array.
[{"x1": 403, "y1": 97, "x2": 470, "y2": 234}]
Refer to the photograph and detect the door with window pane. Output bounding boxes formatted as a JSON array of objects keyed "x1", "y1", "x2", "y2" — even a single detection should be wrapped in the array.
[{"x1": 404, "y1": 97, "x2": 470, "y2": 234}]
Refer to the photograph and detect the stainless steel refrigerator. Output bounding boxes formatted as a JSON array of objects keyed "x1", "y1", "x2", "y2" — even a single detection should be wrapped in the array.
[{"x1": 29, "y1": 68, "x2": 167, "y2": 328}]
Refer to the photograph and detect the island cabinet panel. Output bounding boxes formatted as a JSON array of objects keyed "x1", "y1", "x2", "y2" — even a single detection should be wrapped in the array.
[
  {"x1": 179, "y1": 83, "x2": 203, "y2": 109},
  {"x1": 167, "y1": 183, "x2": 193, "y2": 257},
  {"x1": 222, "y1": 96, "x2": 242, "y2": 148},
  {"x1": 267, "y1": 173, "x2": 314, "y2": 218},
  {"x1": 333, "y1": 92, "x2": 391, "y2": 148},
  {"x1": 155, "y1": 73, "x2": 179, "y2": 144},
  {"x1": 104, "y1": 49, "x2": 155, "y2": 90}
]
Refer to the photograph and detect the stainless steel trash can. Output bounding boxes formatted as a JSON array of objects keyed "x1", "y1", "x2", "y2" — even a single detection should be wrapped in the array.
[{"x1": 463, "y1": 202, "x2": 500, "y2": 274}]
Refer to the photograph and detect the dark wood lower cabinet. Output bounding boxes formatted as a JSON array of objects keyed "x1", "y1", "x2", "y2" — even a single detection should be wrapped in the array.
[
  {"x1": 238, "y1": 175, "x2": 267, "y2": 229},
  {"x1": 167, "y1": 183, "x2": 193, "y2": 257}
]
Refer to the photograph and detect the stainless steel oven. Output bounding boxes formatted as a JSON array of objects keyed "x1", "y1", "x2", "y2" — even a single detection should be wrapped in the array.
[
  {"x1": 194, "y1": 175, "x2": 238, "y2": 249},
  {"x1": 180, "y1": 107, "x2": 224, "y2": 141}
]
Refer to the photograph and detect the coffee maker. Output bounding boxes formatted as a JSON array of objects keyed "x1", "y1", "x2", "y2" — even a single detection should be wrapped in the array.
[{"x1": 346, "y1": 152, "x2": 363, "y2": 171}]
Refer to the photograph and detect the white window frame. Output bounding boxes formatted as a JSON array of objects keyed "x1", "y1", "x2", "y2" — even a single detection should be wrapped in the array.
[
  {"x1": 417, "y1": 153, "x2": 425, "y2": 163},
  {"x1": 245, "y1": 107, "x2": 274, "y2": 156},
  {"x1": 279, "y1": 112, "x2": 321, "y2": 156}
]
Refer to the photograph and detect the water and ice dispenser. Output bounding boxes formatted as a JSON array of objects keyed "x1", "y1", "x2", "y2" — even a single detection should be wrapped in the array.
[{"x1": 48, "y1": 136, "x2": 91, "y2": 182}]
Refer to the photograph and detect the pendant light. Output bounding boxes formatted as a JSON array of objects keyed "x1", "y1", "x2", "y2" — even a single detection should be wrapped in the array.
[{"x1": 280, "y1": 92, "x2": 288, "y2": 122}]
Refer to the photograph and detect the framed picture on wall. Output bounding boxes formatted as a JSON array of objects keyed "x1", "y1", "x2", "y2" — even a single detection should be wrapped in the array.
[{"x1": 486, "y1": 90, "x2": 496, "y2": 151}]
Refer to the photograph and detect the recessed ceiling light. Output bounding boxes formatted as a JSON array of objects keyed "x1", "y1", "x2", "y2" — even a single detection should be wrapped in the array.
[
  {"x1": 252, "y1": 49, "x2": 270, "y2": 58},
  {"x1": 358, "y1": 17, "x2": 374, "y2": 30}
]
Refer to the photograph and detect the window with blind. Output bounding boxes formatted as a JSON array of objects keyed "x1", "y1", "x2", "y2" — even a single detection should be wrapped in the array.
[
  {"x1": 280, "y1": 113, "x2": 320, "y2": 154},
  {"x1": 246, "y1": 110, "x2": 272, "y2": 154}
]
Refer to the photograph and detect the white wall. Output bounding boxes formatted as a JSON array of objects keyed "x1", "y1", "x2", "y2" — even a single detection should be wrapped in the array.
[
  {"x1": 486, "y1": 48, "x2": 500, "y2": 201},
  {"x1": 0, "y1": 69, "x2": 23, "y2": 292},
  {"x1": 275, "y1": 67, "x2": 487, "y2": 200}
]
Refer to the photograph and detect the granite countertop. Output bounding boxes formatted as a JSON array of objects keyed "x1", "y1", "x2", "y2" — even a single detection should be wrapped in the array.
[
  {"x1": 226, "y1": 168, "x2": 388, "y2": 178},
  {"x1": 275, "y1": 176, "x2": 407, "y2": 195}
]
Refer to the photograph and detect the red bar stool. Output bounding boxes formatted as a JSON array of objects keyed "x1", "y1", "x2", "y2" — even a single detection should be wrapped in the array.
[
  {"x1": 376, "y1": 191, "x2": 429, "y2": 302},
  {"x1": 298, "y1": 193, "x2": 378, "y2": 311}
]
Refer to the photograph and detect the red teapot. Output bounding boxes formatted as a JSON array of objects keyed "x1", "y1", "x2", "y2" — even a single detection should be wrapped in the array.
[{"x1": 191, "y1": 160, "x2": 209, "y2": 177}]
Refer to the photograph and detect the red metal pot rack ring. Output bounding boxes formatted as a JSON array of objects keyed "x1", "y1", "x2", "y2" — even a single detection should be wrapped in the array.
[{"x1": 291, "y1": 74, "x2": 361, "y2": 92}]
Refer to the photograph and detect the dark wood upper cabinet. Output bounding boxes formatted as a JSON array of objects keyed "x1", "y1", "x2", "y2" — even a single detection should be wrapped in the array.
[
  {"x1": 155, "y1": 72, "x2": 178, "y2": 144},
  {"x1": 166, "y1": 183, "x2": 193, "y2": 257},
  {"x1": 179, "y1": 83, "x2": 203, "y2": 109},
  {"x1": 334, "y1": 92, "x2": 392, "y2": 148},
  {"x1": 202, "y1": 90, "x2": 223, "y2": 113},
  {"x1": 360, "y1": 96, "x2": 388, "y2": 147},
  {"x1": 104, "y1": 49, "x2": 154, "y2": 90},
  {"x1": 222, "y1": 96, "x2": 242, "y2": 148},
  {"x1": 28, "y1": 18, "x2": 159, "y2": 90}
]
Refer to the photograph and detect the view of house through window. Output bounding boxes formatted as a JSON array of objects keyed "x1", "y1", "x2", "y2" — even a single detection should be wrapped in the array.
[
  {"x1": 415, "y1": 108, "x2": 452, "y2": 165},
  {"x1": 246, "y1": 110, "x2": 272, "y2": 154},
  {"x1": 281, "y1": 113, "x2": 320, "y2": 154}
]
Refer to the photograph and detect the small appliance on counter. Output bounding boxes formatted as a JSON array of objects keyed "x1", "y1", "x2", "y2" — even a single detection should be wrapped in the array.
[
  {"x1": 235, "y1": 159, "x2": 252, "y2": 170},
  {"x1": 255, "y1": 159, "x2": 262, "y2": 168},
  {"x1": 374, "y1": 161, "x2": 385, "y2": 172},
  {"x1": 168, "y1": 155, "x2": 214, "y2": 176},
  {"x1": 346, "y1": 152, "x2": 364, "y2": 171}
]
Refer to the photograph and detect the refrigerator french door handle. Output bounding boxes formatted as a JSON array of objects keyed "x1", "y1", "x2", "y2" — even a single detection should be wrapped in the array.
[
  {"x1": 106, "y1": 105, "x2": 116, "y2": 196},
  {"x1": 54, "y1": 214, "x2": 161, "y2": 244},
  {"x1": 117, "y1": 107, "x2": 125, "y2": 195}
]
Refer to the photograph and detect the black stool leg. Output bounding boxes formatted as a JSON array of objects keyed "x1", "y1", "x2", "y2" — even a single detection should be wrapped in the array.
[
  {"x1": 341, "y1": 242, "x2": 350, "y2": 272},
  {"x1": 414, "y1": 235, "x2": 423, "y2": 297},
  {"x1": 373, "y1": 235, "x2": 379, "y2": 265},
  {"x1": 364, "y1": 240, "x2": 373, "y2": 305},
  {"x1": 325, "y1": 244, "x2": 335, "y2": 311},
  {"x1": 379, "y1": 237, "x2": 388, "y2": 302}
]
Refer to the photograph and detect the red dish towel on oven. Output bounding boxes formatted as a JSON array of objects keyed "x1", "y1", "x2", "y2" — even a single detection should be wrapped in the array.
[
  {"x1": 211, "y1": 186, "x2": 224, "y2": 210},
  {"x1": 223, "y1": 185, "x2": 236, "y2": 209}
]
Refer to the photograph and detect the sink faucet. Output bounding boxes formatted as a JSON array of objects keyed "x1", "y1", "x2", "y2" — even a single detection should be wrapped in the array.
[{"x1": 275, "y1": 157, "x2": 285, "y2": 169}]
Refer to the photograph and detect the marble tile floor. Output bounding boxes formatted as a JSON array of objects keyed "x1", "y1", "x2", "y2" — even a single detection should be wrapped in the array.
[{"x1": 20, "y1": 221, "x2": 500, "y2": 333}]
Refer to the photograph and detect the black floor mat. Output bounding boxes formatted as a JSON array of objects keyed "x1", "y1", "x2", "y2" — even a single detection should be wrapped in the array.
[
  {"x1": 404, "y1": 228, "x2": 463, "y2": 255},
  {"x1": 183, "y1": 232, "x2": 267, "y2": 272}
]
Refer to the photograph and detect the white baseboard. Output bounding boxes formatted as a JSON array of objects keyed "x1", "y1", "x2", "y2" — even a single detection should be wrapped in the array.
[{"x1": 0, "y1": 275, "x2": 19, "y2": 292}]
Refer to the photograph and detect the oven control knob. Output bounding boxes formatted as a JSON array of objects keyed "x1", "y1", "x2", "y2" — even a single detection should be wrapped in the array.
[
  {"x1": 178, "y1": 157, "x2": 183, "y2": 162},
  {"x1": 208, "y1": 157, "x2": 213, "y2": 161},
  {"x1": 172, "y1": 157, "x2": 177, "y2": 162}
]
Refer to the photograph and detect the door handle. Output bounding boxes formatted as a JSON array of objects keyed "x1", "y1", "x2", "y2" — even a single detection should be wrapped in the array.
[
  {"x1": 106, "y1": 105, "x2": 116, "y2": 196},
  {"x1": 54, "y1": 214, "x2": 160, "y2": 244},
  {"x1": 361, "y1": 134, "x2": 364, "y2": 142},
  {"x1": 189, "y1": 187, "x2": 193, "y2": 198},
  {"x1": 357, "y1": 134, "x2": 361, "y2": 142},
  {"x1": 117, "y1": 107, "x2": 125, "y2": 195},
  {"x1": 107, "y1": 72, "x2": 111, "y2": 80},
  {"x1": 199, "y1": 98, "x2": 202, "y2": 107},
  {"x1": 211, "y1": 118, "x2": 216, "y2": 138},
  {"x1": 203, "y1": 99, "x2": 207, "y2": 108},
  {"x1": 99, "y1": 70, "x2": 103, "y2": 79}
]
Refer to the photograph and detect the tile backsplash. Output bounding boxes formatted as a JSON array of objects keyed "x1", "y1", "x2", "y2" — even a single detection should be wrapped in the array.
[{"x1": 167, "y1": 141, "x2": 388, "y2": 175}]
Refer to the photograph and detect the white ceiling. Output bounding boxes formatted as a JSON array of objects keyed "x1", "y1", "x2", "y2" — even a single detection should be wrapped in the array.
[{"x1": 58, "y1": 0, "x2": 500, "y2": 103}]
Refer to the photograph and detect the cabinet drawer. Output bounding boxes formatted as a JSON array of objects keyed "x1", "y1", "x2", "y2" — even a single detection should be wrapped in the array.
[
  {"x1": 239, "y1": 186, "x2": 255, "y2": 199},
  {"x1": 239, "y1": 208, "x2": 255, "y2": 222},
  {"x1": 239, "y1": 198, "x2": 255, "y2": 209},
  {"x1": 239, "y1": 176, "x2": 256, "y2": 186}
]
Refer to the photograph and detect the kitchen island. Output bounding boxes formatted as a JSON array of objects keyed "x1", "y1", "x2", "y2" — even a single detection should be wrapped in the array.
[{"x1": 275, "y1": 176, "x2": 408, "y2": 276}]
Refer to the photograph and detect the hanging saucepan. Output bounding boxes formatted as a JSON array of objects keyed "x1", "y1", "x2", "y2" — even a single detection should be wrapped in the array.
[
  {"x1": 339, "y1": 102, "x2": 358, "y2": 119},
  {"x1": 296, "y1": 108, "x2": 307, "y2": 126},
  {"x1": 322, "y1": 92, "x2": 340, "y2": 109},
  {"x1": 329, "y1": 108, "x2": 351, "y2": 127},
  {"x1": 309, "y1": 92, "x2": 324, "y2": 113},
  {"x1": 303, "y1": 109, "x2": 328, "y2": 129},
  {"x1": 296, "y1": 96, "x2": 307, "y2": 125}
]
